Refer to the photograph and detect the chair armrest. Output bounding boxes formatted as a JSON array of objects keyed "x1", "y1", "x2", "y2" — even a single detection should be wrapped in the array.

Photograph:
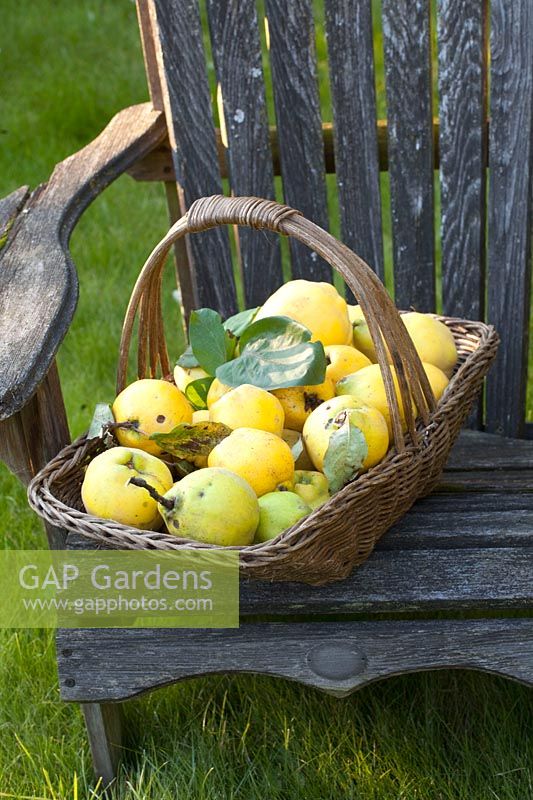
[{"x1": 0, "y1": 103, "x2": 166, "y2": 421}]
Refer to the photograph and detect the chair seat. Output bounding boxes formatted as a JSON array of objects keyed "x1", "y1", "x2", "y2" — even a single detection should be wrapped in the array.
[
  {"x1": 58, "y1": 429, "x2": 533, "y2": 702},
  {"x1": 239, "y1": 430, "x2": 533, "y2": 615}
]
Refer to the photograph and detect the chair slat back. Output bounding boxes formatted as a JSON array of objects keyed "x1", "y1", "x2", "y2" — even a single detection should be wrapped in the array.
[
  {"x1": 381, "y1": 0, "x2": 436, "y2": 310},
  {"x1": 325, "y1": 0, "x2": 385, "y2": 299},
  {"x1": 207, "y1": 0, "x2": 283, "y2": 306},
  {"x1": 151, "y1": 0, "x2": 237, "y2": 315},
  {"x1": 265, "y1": 0, "x2": 331, "y2": 282},
  {"x1": 437, "y1": 0, "x2": 487, "y2": 322},
  {"x1": 141, "y1": 0, "x2": 532, "y2": 437},
  {"x1": 486, "y1": 0, "x2": 532, "y2": 436}
]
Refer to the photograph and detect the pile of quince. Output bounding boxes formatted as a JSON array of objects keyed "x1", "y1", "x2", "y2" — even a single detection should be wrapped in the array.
[{"x1": 82, "y1": 279, "x2": 458, "y2": 546}]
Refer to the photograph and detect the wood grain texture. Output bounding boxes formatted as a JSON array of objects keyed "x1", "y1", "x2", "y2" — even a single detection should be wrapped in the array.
[
  {"x1": 445, "y1": 429, "x2": 533, "y2": 470},
  {"x1": 325, "y1": 0, "x2": 384, "y2": 295},
  {"x1": 377, "y1": 492, "x2": 533, "y2": 550},
  {"x1": 58, "y1": 618, "x2": 533, "y2": 702},
  {"x1": 0, "y1": 103, "x2": 166, "y2": 421},
  {"x1": 81, "y1": 703, "x2": 123, "y2": 786},
  {"x1": 486, "y1": 0, "x2": 533, "y2": 437},
  {"x1": 164, "y1": 182, "x2": 196, "y2": 323},
  {"x1": 0, "y1": 186, "x2": 29, "y2": 244},
  {"x1": 128, "y1": 119, "x2": 449, "y2": 182},
  {"x1": 381, "y1": 0, "x2": 436, "y2": 310},
  {"x1": 151, "y1": 0, "x2": 237, "y2": 315},
  {"x1": 265, "y1": 0, "x2": 331, "y2": 281},
  {"x1": 437, "y1": 0, "x2": 487, "y2": 320},
  {"x1": 436, "y1": 470, "x2": 533, "y2": 493},
  {"x1": 207, "y1": 0, "x2": 282, "y2": 305},
  {"x1": 136, "y1": 0, "x2": 164, "y2": 110},
  {"x1": 238, "y1": 547, "x2": 533, "y2": 614},
  {"x1": 0, "y1": 361, "x2": 70, "y2": 548}
]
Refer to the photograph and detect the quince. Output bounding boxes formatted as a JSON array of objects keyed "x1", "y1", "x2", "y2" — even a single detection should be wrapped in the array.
[
  {"x1": 112, "y1": 378, "x2": 193, "y2": 456},
  {"x1": 293, "y1": 470, "x2": 330, "y2": 510},
  {"x1": 272, "y1": 379, "x2": 335, "y2": 432},
  {"x1": 324, "y1": 344, "x2": 371, "y2": 384},
  {"x1": 208, "y1": 427, "x2": 294, "y2": 496},
  {"x1": 348, "y1": 305, "x2": 379, "y2": 362},
  {"x1": 206, "y1": 377, "x2": 232, "y2": 408},
  {"x1": 255, "y1": 491, "x2": 311, "y2": 543},
  {"x1": 157, "y1": 467, "x2": 259, "y2": 546},
  {"x1": 401, "y1": 312, "x2": 458, "y2": 377},
  {"x1": 255, "y1": 279, "x2": 352, "y2": 345},
  {"x1": 303, "y1": 396, "x2": 389, "y2": 472},
  {"x1": 210, "y1": 383, "x2": 285, "y2": 436},
  {"x1": 81, "y1": 446, "x2": 173, "y2": 530},
  {"x1": 336, "y1": 362, "x2": 449, "y2": 435},
  {"x1": 173, "y1": 364, "x2": 209, "y2": 392}
]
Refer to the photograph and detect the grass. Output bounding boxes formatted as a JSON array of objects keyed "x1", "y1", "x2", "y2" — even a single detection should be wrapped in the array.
[{"x1": 1, "y1": 1, "x2": 532, "y2": 797}]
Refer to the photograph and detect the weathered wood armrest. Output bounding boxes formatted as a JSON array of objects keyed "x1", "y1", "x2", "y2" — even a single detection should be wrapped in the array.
[{"x1": 0, "y1": 103, "x2": 166, "y2": 422}]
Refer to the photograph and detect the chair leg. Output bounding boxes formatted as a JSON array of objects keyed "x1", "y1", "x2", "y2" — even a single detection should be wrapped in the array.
[
  {"x1": 0, "y1": 360, "x2": 70, "y2": 549},
  {"x1": 82, "y1": 702, "x2": 124, "y2": 788}
]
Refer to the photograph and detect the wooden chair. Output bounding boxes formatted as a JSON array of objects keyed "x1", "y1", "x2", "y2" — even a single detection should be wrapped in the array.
[{"x1": 1, "y1": 0, "x2": 532, "y2": 787}]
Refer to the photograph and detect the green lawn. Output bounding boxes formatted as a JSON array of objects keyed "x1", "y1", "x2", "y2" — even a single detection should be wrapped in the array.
[{"x1": 1, "y1": 1, "x2": 532, "y2": 798}]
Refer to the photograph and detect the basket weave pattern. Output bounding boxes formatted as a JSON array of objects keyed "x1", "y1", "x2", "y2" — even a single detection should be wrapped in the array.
[{"x1": 28, "y1": 196, "x2": 498, "y2": 585}]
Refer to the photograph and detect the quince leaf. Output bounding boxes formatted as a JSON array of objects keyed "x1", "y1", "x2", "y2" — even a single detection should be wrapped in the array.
[
  {"x1": 323, "y1": 416, "x2": 368, "y2": 494},
  {"x1": 290, "y1": 435, "x2": 304, "y2": 463},
  {"x1": 223, "y1": 307, "x2": 259, "y2": 338},
  {"x1": 216, "y1": 315, "x2": 326, "y2": 390},
  {"x1": 189, "y1": 308, "x2": 235, "y2": 374},
  {"x1": 150, "y1": 422, "x2": 232, "y2": 459},
  {"x1": 176, "y1": 345, "x2": 199, "y2": 369},
  {"x1": 184, "y1": 376, "x2": 214, "y2": 411},
  {"x1": 88, "y1": 403, "x2": 114, "y2": 440}
]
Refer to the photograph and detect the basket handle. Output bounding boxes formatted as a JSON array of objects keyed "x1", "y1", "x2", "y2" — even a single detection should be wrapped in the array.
[{"x1": 117, "y1": 195, "x2": 436, "y2": 451}]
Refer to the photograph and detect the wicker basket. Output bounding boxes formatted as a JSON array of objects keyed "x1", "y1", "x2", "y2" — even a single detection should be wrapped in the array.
[{"x1": 28, "y1": 195, "x2": 498, "y2": 585}]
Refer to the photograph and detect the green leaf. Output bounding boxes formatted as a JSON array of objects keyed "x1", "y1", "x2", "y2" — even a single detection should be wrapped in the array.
[
  {"x1": 184, "y1": 376, "x2": 214, "y2": 411},
  {"x1": 176, "y1": 345, "x2": 199, "y2": 369},
  {"x1": 189, "y1": 308, "x2": 235, "y2": 374},
  {"x1": 323, "y1": 415, "x2": 368, "y2": 494},
  {"x1": 88, "y1": 403, "x2": 114, "y2": 439},
  {"x1": 290, "y1": 435, "x2": 304, "y2": 463},
  {"x1": 223, "y1": 307, "x2": 259, "y2": 338},
  {"x1": 150, "y1": 422, "x2": 232, "y2": 459},
  {"x1": 216, "y1": 315, "x2": 326, "y2": 390}
]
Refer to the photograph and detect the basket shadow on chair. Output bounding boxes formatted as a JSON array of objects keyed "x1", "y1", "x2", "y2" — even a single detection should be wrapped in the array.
[{"x1": 1, "y1": 0, "x2": 532, "y2": 788}]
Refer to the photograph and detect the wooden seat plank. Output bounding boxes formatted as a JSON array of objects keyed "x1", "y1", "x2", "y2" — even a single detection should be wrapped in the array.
[
  {"x1": 57, "y1": 618, "x2": 533, "y2": 702},
  {"x1": 381, "y1": 0, "x2": 435, "y2": 310},
  {"x1": 207, "y1": 0, "x2": 283, "y2": 306},
  {"x1": 324, "y1": 0, "x2": 385, "y2": 297},
  {"x1": 238, "y1": 547, "x2": 533, "y2": 615},
  {"x1": 377, "y1": 493, "x2": 533, "y2": 550},
  {"x1": 265, "y1": 0, "x2": 331, "y2": 281},
  {"x1": 445, "y1": 430, "x2": 533, "y2": 470}
]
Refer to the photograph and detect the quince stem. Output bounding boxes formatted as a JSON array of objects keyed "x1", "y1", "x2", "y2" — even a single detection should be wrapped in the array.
[{"x1": 128, "y1": 477, "x2": 174, "y2": 510}]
